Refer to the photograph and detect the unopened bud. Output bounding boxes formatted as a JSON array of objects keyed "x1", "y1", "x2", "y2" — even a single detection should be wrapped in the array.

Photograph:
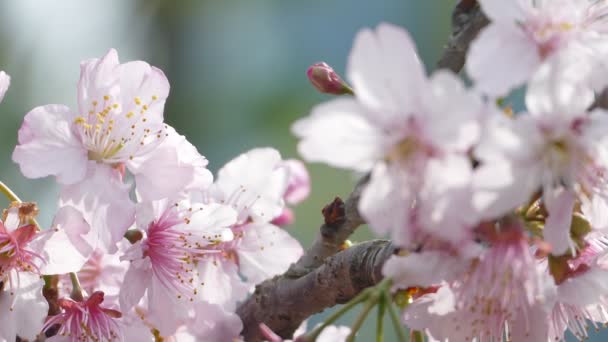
[{"x1": 307, "y1": 62, "x2": 353, "y2": 95}]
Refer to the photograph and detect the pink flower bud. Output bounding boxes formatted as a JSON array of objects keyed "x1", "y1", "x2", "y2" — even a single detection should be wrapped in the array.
[
  {"x1": 306, "y1": 62, "x2": 352, "y2": 95},
  {"x1": 272, "y1": 207, "x2": 295, "y2": 227},
  {"x1": 283, "y1": 159, "x2": 311, "y2": 205}
]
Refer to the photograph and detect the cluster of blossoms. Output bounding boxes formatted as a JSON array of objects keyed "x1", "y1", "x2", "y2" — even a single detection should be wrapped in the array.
[
  {"x1": 0, "y1": 49, "x2": 352, "y2": 341},
  {"x1": 7, "y1": 0, "x2": 608, "y2": 341},
  {"x1": 293, "y1": 0, "x2": 608, "y2": 341}
]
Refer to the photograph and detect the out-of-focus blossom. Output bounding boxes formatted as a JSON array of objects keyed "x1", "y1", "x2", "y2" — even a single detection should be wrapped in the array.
[
  {"x1": 0, "y1": 71, "x2": 10, "y2": 103},
  {"x1": 198, "y1": 148, "x2": 304, "y2": 309},
  {"x1": 12, "y1": 49, "x2": 212, "y2": 252},
  {"x1": 119, "y1": 199, "x2": 236, "y2": 336},
  {"x1": 0, "y1": 272, "x2": 48, "y2": 342},
  {"x1": 293, "y1": 23, "x2": 483, "y2": 248},
  {"x1": 44, "y1": 291, "x2": 123, "y2": 342},
  {"x1": 467, "y1": 0, "x2": 608, "y2": 96},
  {"x1": 473, "y1": 54, "x2": 608, "y2": 256},
  {"x1": 272, "y1": 159, "x2": 310, "y2": 227}
]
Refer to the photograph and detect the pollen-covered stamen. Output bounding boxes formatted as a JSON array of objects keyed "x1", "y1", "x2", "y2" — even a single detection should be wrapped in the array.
[
  {"x1": 43, "y1": 291, "x2": 123, "y2": 342},
  {"x1": 142, "y1": 205, "x2": 225, "y2": 301},
  {"x1": 73, "y1": 94, "x2": 166, "y2": 163}
]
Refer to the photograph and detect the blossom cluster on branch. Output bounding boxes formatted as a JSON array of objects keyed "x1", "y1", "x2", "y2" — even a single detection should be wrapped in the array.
[{"x1": 4, "y1": 0, "x2": 608, "y2": 341}]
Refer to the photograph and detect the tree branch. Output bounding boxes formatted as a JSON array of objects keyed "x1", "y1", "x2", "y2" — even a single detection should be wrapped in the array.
[
  {"x1": 237, "y1": 240, "x2": 395, "y2": 341},
  {"x1": 237, "y1": 2, "x2": 489, "y2": 339},
  {"x1": 436, "y1": 1, "x2": 488, "y2": 73},
  {"x1": 286, "y1": 175, "x2": 368, "y2": 277}
]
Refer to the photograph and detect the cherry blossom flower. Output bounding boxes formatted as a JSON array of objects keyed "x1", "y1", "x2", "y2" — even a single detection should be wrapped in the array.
[
  {"x1": 197, "y1": 148, "x2": 304, "y2": 309},
  {"x1": 44, "y1": 291, "x2": 123, "y2": 342},
  {"x1": 467, "y1": 0, "x2": 608, "y2": 96},
  {"x1": 293, "y1": 23, "x2": 483, "y2": 248},
  {"x1": 397, "y1": 220, "x2": 556, "y2": 341},
  {"x1": 0, "y1": 272, "x2": 48, "y2": 342},
  {"x1": 0, "y1": 71, "x2": 10, "y2": 103},
  {"x1": 473, "y1": 53, "x2": 608, "y2": 256},
  {"x1": 12, "y1": 49, "x2": 212, "y2": 252},
  {"x1": 119, "y1": 199, "x2": 236, "y2": 336}
]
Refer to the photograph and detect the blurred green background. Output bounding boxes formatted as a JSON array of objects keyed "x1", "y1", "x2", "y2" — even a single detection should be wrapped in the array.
[{"x1": 0, "y1": 0, "x2": 600, "y2": 341}]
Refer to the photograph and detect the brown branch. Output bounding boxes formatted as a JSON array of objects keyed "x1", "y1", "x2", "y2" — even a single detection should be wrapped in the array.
[
  {"x1": 286, "y1": 175, "x2": 368, "y2": 277},
  {"x1": 237, "y1": 2, "x2": 489, "y2": 340},
  {"x1": 436, "y1": 1, "x2": 489, "y2": 73},
  {"x1": 237, "y1": 240, "x2": 395, "y2": 341}
]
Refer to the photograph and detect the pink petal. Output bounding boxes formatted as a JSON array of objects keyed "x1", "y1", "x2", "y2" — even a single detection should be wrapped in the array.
[
  {"x1": 12, "y1": 104, "x2": 88, "y2": 184},
  {"x1": 60, "y1": 163, "x2": 135, "y2": 253},
  {"x1": 282, "y1": 159, "x2": 310, "y2": 205}
]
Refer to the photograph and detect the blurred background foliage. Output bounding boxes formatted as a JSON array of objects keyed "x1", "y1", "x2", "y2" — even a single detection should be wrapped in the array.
[{"x1": 0, "y1": 0, "x2": 600, "y2": 340}]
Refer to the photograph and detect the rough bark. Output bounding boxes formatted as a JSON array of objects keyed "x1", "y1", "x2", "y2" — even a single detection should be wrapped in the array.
[{"x1": 237, "y1": 240, "x2": 395, "y2": 341}]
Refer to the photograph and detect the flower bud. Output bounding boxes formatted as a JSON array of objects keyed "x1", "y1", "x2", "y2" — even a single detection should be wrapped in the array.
[{"x1": 306, "y1": 62, "x2": 353, "y2": 95}]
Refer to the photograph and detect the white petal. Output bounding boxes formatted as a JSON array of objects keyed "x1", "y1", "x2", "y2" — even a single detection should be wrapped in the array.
[
  {"x1": 35, "y1": 206, "x2": 95, "y2": 275},
  {"x1": 478, "y1": 0, "x2": 530, "y2": 23},
  {"x1": 177, "y1": 203, "x2": 237, "y2": 242},
  {"x1": 526, "y1": 50, "x2": 595, "y2": 118},
  {"x1": 211, "y1": 148, "x2": 288, "y2": 222},
  {"x1": 12, "y1": 105, "x2": 88, "y2": 184},
  {"x1": 544, "y1": 187, "x2": 576, "y2": 256},
  {"x1": 422, "y1": 71, "x2": 482, "y2": 152},
  {"x1": 466, "y1": 23, "x2": 540, "y2": 97},
  {"x1": 236, "y1": 223, "x2": 303, "y2": 284},
  {"x1": 382, "y1": 252, "x2": 467, "y2": 289},
  {"x1": 119, "y1": 258, "x2": 151, "y2": 312},
  {"x1": 196, "y1": 257, "x2": 250, "y2": 310},
  {"x1": 188, "y1": 302, "x2": 243, "y2": 342},
  {"x1": 0, "y1": 272, "x2": 48, "y2": 341},
  {"x1": 130, "y1": 126, "x2": 213, "y2": 201},
  {"x1": 0, "y1": 71, "x2": 10, "y2": 103},
  {"x1": 60, "y1": 163, "x2": 135, "y2": 253},
  {"x1": 292, "y1": 98, "x2": 385, "y2": 172},
  {"x1": 347, "y1": 23, "x2": 425, "y2": 119}
]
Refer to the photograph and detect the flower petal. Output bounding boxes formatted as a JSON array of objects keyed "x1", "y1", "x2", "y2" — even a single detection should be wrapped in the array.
[
  {"x1": 0, "y1": 272, "x2": 48, "y2": 341},
  {"x1": 544, "y1": 187, "x2": 576, "y2": 256},
  {"x1": 60, "y1": 163, "x2": 135, "y2": 253},
  {"x1": 0, "y1": 71, "x2": 10, "y2": 103},
  {"x1": 12, "y1": 105, "x2": 88, "y2": 184}
]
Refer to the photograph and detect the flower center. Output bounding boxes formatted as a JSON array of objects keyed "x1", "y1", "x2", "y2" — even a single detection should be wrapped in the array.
[
  {"x1": 73, "y1": 94, "x2": 166, "y2": 163},
  {"x1": 386, "y1": 137, "x2": 421, "y2": 164}
]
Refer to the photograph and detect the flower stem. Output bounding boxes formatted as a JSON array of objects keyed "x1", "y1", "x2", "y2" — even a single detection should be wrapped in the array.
[
  {"x1": 0, "y1": 180, "x2": 21, "y2": 203},
  {"x1": 69, "y1": 272, "x2": 84, "y2": 302},
  {"x1": 346, "y1": 294, "x2": 377, "y2": 342},
  {"x1": 376, "y1": 295, "x2": 386, "y2": 342},
  {"x1": 385, "y1": 292, "x2": 407, "y2": 342},
  {"x1": 305, "y1": 287, "x2": 371, "y2": 341}
]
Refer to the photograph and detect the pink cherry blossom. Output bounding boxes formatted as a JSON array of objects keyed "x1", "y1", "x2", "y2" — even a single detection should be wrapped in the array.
[
  {"x1": 0, "y1": 71, "x2": 10, "y2": 103},
  {"x1": 119, "y1": 199, "x2": 236, "y2": 336},
  {"x1": 473, "y1": 54, "x2": 608, "y2": 256},
  {"x1": 292, "y1": 23, "x2": 483, "y2": 248},
  {"x1": 196, "y1": 148, "x2": 303, "y2": 309},
  {"x1": 467, "y1": 0, "x2": 608, "y2": 96},
  {"x1": 282, "y1": 159, "x2": 310, "y2": 206},
  {"x1": 44, "y1": 291, "x2": 123, "y2": 342},
  {"x1": 13, "y1": 49, "x2": 212, "y2": 252},
  {"x1": 401, "y1": 222, "x2": 555, "y2": 341}
]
